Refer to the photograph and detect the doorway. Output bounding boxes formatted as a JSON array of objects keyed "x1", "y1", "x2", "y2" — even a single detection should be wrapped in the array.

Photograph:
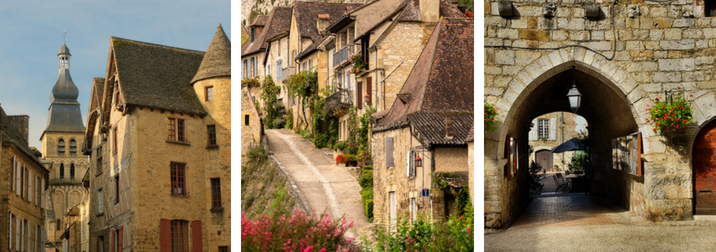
[
  {"x1": 693, "y1": 120, "x2": 716, "y2": 214},
  {"x1": 535, "y1": 150, "x2": 553, "y2": 172}
]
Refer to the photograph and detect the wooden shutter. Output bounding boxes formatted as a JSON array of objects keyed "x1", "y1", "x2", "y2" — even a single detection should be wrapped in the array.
[
  {"x1": 15, "y1": 162, "x2": 20, "y2": 196},
  {"x1": 192, "y1": 221, "x2": 202, "y2": 252},
  {"x1": 385, "y1": 137, "x2": 394, "y2": 168},
  {"x1": 11, "y1": 156, "x2": 14, "y2": 192},
  {"x1": 28, "y1": 171, "x2": 32, "y2": 204},
  {"x1": 505, "y1": 136, "x2": 512, "y2": 180},
  {"x1": 367, "y1": 77, "x2": 372, "y2": 105},
  {"x1": 160, "y1": 219, "x2": 171, "y2": 252},
  {"x1": 110, "y1": 229, "x2": 115, "y2": 252},
  {"x1": 118, "y1": 226, "x2": 123, "y2": 252},
  {"x1": 406, "y1": 151, "x2": 410, "y2": 177},
  {"x1": 549, "y1": 118, "x2": 557, "y2": 141},
  {"x1": 8, "y1": 214, "x2": 11, "y2": 250},
  {"x1": 41, "y1": 178, "x2": 45, "y2": 209},
  {"x1": 357, "y1": 81, "x2": 363, "y2": 109}
]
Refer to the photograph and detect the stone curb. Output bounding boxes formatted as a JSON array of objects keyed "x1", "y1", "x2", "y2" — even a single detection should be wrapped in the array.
[{"x1": 270, "y1": 153, "x2": 311, "y2": 215}]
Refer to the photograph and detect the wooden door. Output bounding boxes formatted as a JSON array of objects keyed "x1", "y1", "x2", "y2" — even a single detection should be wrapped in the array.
[
  {"x1": 536, "y1": 150, "x2": 553, "y2": 171},
  {"x1": 693, "y1": 120, "x2": 716, "y2": 214}
]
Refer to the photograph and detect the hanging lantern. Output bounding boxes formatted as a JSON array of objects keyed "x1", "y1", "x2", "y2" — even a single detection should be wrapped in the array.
[
  {"x1": 364, "y1": 93, "x2": 370, "y2": 104},
  {"x1": 567, "y1": 80, "x2": 582, "y2": 113},
  {"x1": 415, "y1": 154, "x2": 423, "y2": 167}
]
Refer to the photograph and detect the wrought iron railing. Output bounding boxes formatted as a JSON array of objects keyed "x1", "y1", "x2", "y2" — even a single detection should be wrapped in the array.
[
  {"x1": 323, "y1": 88, "x2": 353, "y2": 117},
  {"x1": 333, "y1": 45, "x2": 354, "y2": 67}
]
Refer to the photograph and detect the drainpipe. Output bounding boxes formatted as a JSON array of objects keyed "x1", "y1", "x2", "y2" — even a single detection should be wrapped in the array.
[{"x1": 381, "y1": 61, "x2": 403, "y2": 111}]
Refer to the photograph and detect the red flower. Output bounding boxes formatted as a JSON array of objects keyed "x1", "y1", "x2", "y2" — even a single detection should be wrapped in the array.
[
  {"x1": 683, "y1": 119, "x2": 687, "y2": 123},
  {"x1": 655, "y1": 97, "x2": 660, "y2": 100},
  {"x1": 676, "y1": 125, "x2": 679, "y2": 128},
  {"x1": 677, "y1": 87, "x2": 681, "y2": 89},
  {"x1": 690, "y1": 94, "x2": 694, "y2": 97}
]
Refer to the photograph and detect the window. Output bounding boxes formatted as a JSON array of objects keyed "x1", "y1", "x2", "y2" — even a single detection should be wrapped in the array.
[
  {"x1": 70, "y1": 139, "x2": 77, "y2": 155},
  {"x1": 96, "y1": 188, "x2": 104, "y2": 215},
  {"x1": 278, "y1": 39, "x2": 281, "y2": 55},
  {"x1": 707, "y1": 1, "x2": 716, "y2": 17},
  {"x1": 58, "y1": 139, "x2": 65, "y2": 155},
  {"x1": 115, "y1": 174, "x2": 120, "y2": 204},
  {"x1": 385, "y1": 137, "x2": 394, "y2": 168},
  {"x1": 59, "y1": 164, "x2": 65, "y2": 179},
  {"x1": 112, "y1": 227, "x2": 122, "y2": 252},
  {"x1": 309, "y1": 59, "x2": 312, "y2": 70},
  {"x1": 56, "y1": 219, "x2": 61, "y2": 231},
  {"x1": 538, "y1": 119, "x2": 549, "y2": 139},
  {"x1": 219, "y1": 247, "x2": 229, "y2": 252},
  {"x1": 113, "y1": 128, "x2": 118, "y2": 154},
  {"x1": 98, "y1": 236, "x2": 104, "y2": 252},
  {"x1": 245, "y1": 115, "x2": 250, "y2": 126},
  {"x1": 171, "y1": 163, "x2": 186, "y2": 196},
  {"x1": 243, "y1": 59, "x2": 248, "y2": 78},
  {"x1": 205, "y1": 86, "x2": 214, "y2": 101},
  {"x1": 207, "y1": 125, "x2": 217, "y2": 147},
  {"x1": 211, "y1": 178, "x2": 221, "y2": 209},
  {"x1": 250, "y1": 27, "x2": 255, "y2": 42},
  {"x1": 277, "y1": 60, "x2": 282, "y2": 80},
  {"x1": 168, "y1": 118, "x2": 186, "y2": 143},
  {"x1": 171, "y1": 220, "x2": 189, "y2": 252},
  {"x1": 252, "y1": 57, "x2": 257, "y2": 77},
  {"x1": 96, "y1": 146, "x2": 103, "y2": 175}
]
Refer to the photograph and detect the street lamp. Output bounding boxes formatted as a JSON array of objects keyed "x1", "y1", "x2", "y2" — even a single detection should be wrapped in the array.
[
  {"x1": 567, "y1": 80, "x2": 581, "y2": 113},
  {"x1": 364, "y1": 93, "x2": 370, "y2": 104},
  {"x1": 414, "y1": 154, "x2": 423, "y2": 167}
]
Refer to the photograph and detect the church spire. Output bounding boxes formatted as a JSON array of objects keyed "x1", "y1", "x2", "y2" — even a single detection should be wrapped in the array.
[
  {"x1": 44, "y1": 40, "x2": 85, "y2": 134},
  {"x1": 58, "y1": 41, "x2": 71, "y2": 69}
]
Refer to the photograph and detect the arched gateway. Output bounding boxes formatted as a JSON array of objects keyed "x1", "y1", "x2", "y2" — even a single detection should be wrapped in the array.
[{"x1": 485, "y1": 48, "x2": 709, "y2": 228}]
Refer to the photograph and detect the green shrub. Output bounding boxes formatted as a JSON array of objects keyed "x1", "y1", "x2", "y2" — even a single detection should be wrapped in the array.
[
  {"x1": 272, "y1": 118, "x2": 286, "y2": 129},
  {"x1": 359, "y1": 170, "x2": 373, "y2": 188},
  {"x1": 360, "y1": 187, "x2": 374, "y2": 219}
]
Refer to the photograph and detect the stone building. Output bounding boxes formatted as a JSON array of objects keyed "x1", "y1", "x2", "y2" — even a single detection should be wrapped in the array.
[
  {"x1": 39, "y1": 42, "x2": 91, "y2": 252},
  {"x1": 324, "y1": 0, "x2": 464, "y2": 141},
  {"x1": 285, "y1": 1, "x2": 362, "y2": 129},
  {"x1": 261, "y1": 6, "x2": 293, "y2": 107},
  {"x1": 484, "y1": 0, "x2": 716, "y2": 228},
  {"x1": 528, "y1": 112, "x2": 587, "y2": 171},
  {"x1": 0, "y1": 105, "x2": 49, "y2": 252},
  {"x1": 372, "y1": 17, "x2": 473, "y2": 229},
  {"x1": 241, "y1": 86, "x2": 263, "y2": 155},
  {"x1": 82, "y1": 25, "x2": 231, "y2": 251}
]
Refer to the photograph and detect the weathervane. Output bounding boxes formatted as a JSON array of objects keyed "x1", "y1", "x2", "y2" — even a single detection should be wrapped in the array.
[{"x1": 63, "y1": 30, "x2": 66, "y2": 42}]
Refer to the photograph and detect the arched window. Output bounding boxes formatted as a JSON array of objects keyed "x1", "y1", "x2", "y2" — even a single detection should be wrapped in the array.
[
  {"x1": 59, "y1": 163, "x2": 65, "y2": 179},
  {"x1": 70, "y1": 140, "x2": 77, "y2": 156},
  {"x1": 70, "y1": 164, "x2": 75, "y2": 180},
  {"x1": 58, "y1": 139, "x2": 65, "y2": 156}
]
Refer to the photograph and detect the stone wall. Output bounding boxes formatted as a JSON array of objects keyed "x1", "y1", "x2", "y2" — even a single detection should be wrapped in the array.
[
  {"x1": 242, "y1": 87, "x2": 263, "y2": 156},
  {"x1": 484, "y1": 0, "x2": 716, "y2": 226}
]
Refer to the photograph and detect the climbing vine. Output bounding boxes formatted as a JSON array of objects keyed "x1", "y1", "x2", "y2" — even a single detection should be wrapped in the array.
[
  {"x1": 259, "y1": 76, "x2": 284, "y2": 129},
  {"x1": 285, "y1": 69, "x2": 339, "y2": 149},
  {"x1": 433, "y1": 173, "x2": 471, "y2": 217}
]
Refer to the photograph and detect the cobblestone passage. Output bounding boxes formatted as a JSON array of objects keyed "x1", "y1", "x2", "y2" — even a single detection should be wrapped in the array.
[
  {"x1": 485, "y1": 194, "x2": 716, "y2": 251},
  {"x1": 265, "y1": 129, "x2": 371, "y2": 239}
]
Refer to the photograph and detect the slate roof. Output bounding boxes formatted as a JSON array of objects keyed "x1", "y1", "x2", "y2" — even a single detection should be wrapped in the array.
[
  {"x1": 46, "y1": 42, "x2": 85, "y2": 134},
  {"x1": 398, "y1": 0, "x2": 466, "y2": 21},
  {"x1": 294, "y1": 1, "x2": 362, "y2": 40},
  {"x1": 0, "y1": 106, "x2": 43, "y2": 166},
  {"x1": 251, "y1": 15, "x2": 268, "y2": 27},
  {"x1": 191, "y1": 24, "x2": 231, "y2": 84},
  {"x1": 242, "y1": 6, "x2": 293, "y2": 57},
  {"x1": 110, "y1": 37, "x2": 207, "y2": 115},
  {"x1": 296, "y1": 34, "x2": 331, "y2": 60},
  {"x1": 88, "y1": 77, "x2": 105, "y2": 114},
  {"x1": 373, "y1": 18, "x2": 474, "y2": 146},
  {"x1": 407, "y1": 112, "x2": 473, "y2": 146}
]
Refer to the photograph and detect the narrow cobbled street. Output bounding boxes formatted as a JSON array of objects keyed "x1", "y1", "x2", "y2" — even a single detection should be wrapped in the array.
[
  {"x1": 265, "y1": 128, "x2": 371, "y2": 239},
  {"x1": 485, "y1": 192, "x2": 716, "y2": 251}
]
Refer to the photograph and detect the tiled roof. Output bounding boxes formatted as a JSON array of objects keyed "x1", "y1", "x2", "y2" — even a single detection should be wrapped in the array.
[
  {"x1": 251, "y1": 15, "x2": 268, "y2": 27},
  {"x1": 242, "y1": 6, "x2": 293, "y2": 57},
  {"x1": 466, "y1": 126, "x2": 474, "y2": 142},
  {"x1": 296, "y1": 34, "x2": 331, "y2": 60},
  {"x1": 0, "y1": 107, "x2": 42, "y2": 165},
  {"x1": 192, "y1": 24, "x2": 231, "y2": 84},
  {"x1": 373, "y1": 18, "x2": 474, "y2": 137},
  {"x1": 294, "y1": 1, "x2": 362, "y2": 40},
  {"x1": 407, "y1": 112, "x2": 473, "y2": 146},
  {"x1": 111, "y1": 37, "x2": 207, "y2": 115},
  {"x1": 88, "y1": 77, "x2": 105, "y2": 113}
]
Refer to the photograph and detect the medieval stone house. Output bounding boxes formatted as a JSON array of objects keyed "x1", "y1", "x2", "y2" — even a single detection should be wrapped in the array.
[
  {"x1": 372, "y1": 17, "x2": 473, "y2": 229},
  {"x1": 528, "y1": 112, "x2": 588, "y2": 172},
  {"x1": 83, "y1": 25, "x2": 230, "y2": 251},
  {"x1": 38, "y1": 42, "x2": 91, "y2": 252},
  {"x1": 0, "y1": 105, "x2": 49, "y2": 252},
  {"x1": 485, "y1": 0, "x2": 716, "y2": 228}
]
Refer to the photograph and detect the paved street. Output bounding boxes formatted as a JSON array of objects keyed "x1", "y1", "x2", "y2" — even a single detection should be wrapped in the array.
[
  {"x1": 265, "y1": 129, "x2": 371, "y2": 239},
  {"x1": 485, "y1": 193, "x2": 716, "y2": 251}
]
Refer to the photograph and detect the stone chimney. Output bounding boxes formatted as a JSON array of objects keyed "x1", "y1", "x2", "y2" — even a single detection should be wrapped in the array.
[
  {"x1": 445, "y1": 116, "x2": 454, "y2": 139},
  {"x1": 317, "y1": 14, "x2": 330, "y2": 33},
  {"x1": 8, "y1": 115, "x2": 29, "y2": 143},
  {"x1": 420, "y1": 0, "x2": 439, "y2": 23}
]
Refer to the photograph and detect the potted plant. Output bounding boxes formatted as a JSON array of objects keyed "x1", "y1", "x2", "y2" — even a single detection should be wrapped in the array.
[
  {"x1": 646, "y1": 87, "x2": 693, "y2": 134},
  {"x1": 349, "y1": 53, "x2": 366, "y2": 74},
  {"x1": 485, "y1": 103, "x2": 500, "y2": 131}
]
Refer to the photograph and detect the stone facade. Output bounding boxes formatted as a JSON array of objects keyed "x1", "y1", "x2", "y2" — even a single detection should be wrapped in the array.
[
  {"x1": 528, "y1": 112, "x2": 587, "y2": 171},
  {"x1": 0, "y1": 108, "x2": 49, "y2": 252},
  {"x1": 85, "y1": 26, "x2": 231, "y2": 251},
  {"x1": 242, "y1": 87, "x2": 263, "y2": 156},
  {"x1": 484, "y1": 0, "x2": 716, "y2": 227}
]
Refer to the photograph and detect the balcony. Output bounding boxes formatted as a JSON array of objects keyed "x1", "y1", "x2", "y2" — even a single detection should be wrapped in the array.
[
  {"x1": 323, "y1": 88, "x2": 353, "y2": 117},
  {"x1": 333, "y1": 45, "x2": 354, "y2": 67}
]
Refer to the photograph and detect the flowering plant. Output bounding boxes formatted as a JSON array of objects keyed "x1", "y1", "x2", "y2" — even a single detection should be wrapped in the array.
[
  {"x1": 646, "y1": 87, "x2": 693, "y2": 133},
  {"x1": 349, "y1": 53, "x2": 366, "y2": 74},
  {"x1": 485, "y1": 103, "x2": 500, "y2": 131}
]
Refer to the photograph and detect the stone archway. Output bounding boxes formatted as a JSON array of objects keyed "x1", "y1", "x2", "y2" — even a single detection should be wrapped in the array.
[
  {"x1": 485, "y1": 48, "x2": 645, "y2": 228},
  {"x1": 692, "y1": 120, "x2": 716, "y2": 214}
]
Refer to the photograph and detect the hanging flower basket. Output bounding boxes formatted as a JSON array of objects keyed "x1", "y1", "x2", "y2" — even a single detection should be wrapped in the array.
[
  {"x1": 350, "y1": 53, "x2": 366, "y2": 74},
  {"x1": 485, "y1": 103, "x2": 500, "y2": 132},
  {"x1": 646, "y1": 87, "x2": 693, "y2": 134}
]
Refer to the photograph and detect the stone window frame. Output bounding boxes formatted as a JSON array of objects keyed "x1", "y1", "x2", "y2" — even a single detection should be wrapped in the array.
[
  {"x1": 211, "y1": 178, "x2": 222, "y2": 211},
  {"x1": 167, "y1": 118, "x2": 188, "y2": 144},
  {"x1": 114, "y1": 174, "x2": 120, "y2": 205},
  {"x1": 69, "y1": 139, "x2": 77, "y2": 156},
  {"x1": 96, "y1": 188, "x2": 105, "y2": 216},
  {"x1": 58, "y1": 139, "x2": 66, "y2": 156},
  {"x1": 171, "y1": 162, "x2": 187, "y2": 197},
  {"x1": 207, "y1": 125, "x2": 217, "y2": 148},
  {"x1": 538, "y1": 119, "x2": 549, "y2": 139}
]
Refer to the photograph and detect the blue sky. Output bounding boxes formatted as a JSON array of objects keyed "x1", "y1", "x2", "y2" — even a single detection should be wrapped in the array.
[{"x1": 0, "y1": 1, "x2": 231, "y2": 149}]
